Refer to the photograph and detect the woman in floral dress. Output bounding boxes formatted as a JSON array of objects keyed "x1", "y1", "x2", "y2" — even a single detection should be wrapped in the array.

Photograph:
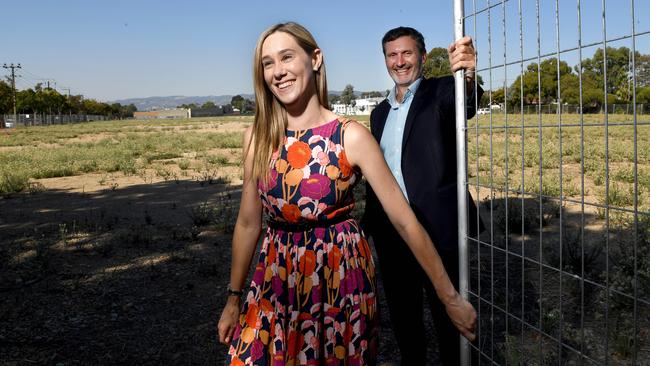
[{"x1": 218, "y1": 22, "x2": 476, "y2": 365}]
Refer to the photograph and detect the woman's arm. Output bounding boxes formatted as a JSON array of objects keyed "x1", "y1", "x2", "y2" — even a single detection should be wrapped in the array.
[
  {"x1": 218, "y1": 125, "x2": 263, "y2": 344},
  {"x1": 344, "y1": 121, "x2": 476, "y2": 340}
]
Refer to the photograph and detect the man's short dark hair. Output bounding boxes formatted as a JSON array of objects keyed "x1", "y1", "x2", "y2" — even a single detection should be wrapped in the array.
[{"x1": 381, "y1": 26, "x2": 426, "y2": 55}]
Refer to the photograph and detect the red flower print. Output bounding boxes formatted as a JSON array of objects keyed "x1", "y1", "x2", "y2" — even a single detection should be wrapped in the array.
[
  {"x1": 287, "y1": 141, "x2": 311, "y2": 169},
  {"x1": 328, "y1": 245, "x2": 342, "y2": 272},
  {"x1": 281, "y1": 204, "x2": 302, "y2": 223},
  {"x1": 229, "y1": 357, "x2": 245, "y2": 366},
  {"x1": 299, "y1": 173, "x2": 332, "y2": 200},
  {"x1": 260, "y1": 298, "x2": 273, "y2": 313},
  {"x1": 287, "y1": 330, "x2": 304, "y2": 358},
  {"x1": 245, "y1": 303, "x2": 259, "y2": 328}
]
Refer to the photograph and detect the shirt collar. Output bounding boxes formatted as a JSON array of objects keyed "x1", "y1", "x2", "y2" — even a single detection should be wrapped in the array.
[{"x1": 387, "y1": 77, "x2": 422, "y2": 108}]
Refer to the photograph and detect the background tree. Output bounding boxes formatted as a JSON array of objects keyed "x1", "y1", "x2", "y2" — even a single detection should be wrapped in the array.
[
  {"x1": 508, "y1": 58, "x2": 578, "y2": 106},
  {"x1": 360, "y1": 91, "x2": 384, "y2": 98},
  {"x1": 480, "y1": 87, "x2": 505, "y2": 107},
  {"x1": 340, "y1": 84, "x2": 356, "y2": 113},
  {"x1": 579, "y1": 46, "x2": 639, "y2": 101},
  {"x1": 423, "y1": 47, "x2": 450, "y2": 79},
  {"x1": 178, "y1": 103, "x2": 199, "y2": 109},
  {"x1": 201, "y1": 101, "x2": 217, "y2": 109},
  {"x1": 423, "y1": 47, "x2": 483, "y2": 84},
  {"x1": 0, "y1": 80, "x2": 12, "y2": 114},
  {"x1": 230, "y1": 95, "x2": 245, "y2": 111},
  {"x1": 635, "y1": 54, "x2": 650, "y2": 88}
]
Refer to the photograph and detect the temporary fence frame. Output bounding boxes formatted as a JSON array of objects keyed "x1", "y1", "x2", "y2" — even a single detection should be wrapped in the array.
[{"x1": 455, "y1": 0, "x2": 648, "y2": 365}]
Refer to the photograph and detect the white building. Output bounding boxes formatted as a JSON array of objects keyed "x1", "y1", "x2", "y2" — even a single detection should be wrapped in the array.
[{"x1": 331, "y1": 97, "x2": 385, "y2": 115}]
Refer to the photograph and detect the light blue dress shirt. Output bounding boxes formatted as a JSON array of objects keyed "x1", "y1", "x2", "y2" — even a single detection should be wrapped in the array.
[{"x1": 379, "y1": 78, "x2": 422, "y2": 202}]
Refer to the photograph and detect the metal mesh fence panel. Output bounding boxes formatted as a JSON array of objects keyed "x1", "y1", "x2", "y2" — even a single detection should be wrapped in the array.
[{"x1": 457, "y1": 0, "x2": 650, "y2": 364}]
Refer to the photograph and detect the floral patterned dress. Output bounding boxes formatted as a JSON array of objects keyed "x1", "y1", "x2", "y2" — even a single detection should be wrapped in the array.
[{"x1": 228, "y1": 119, "x2": 378, "y2": 366}]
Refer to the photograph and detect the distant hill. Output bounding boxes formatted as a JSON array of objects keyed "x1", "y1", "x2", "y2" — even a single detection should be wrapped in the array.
[
  {"x1": 112, "y1": 94, "x2": 254, "y2": 111},
  {"x1": 112, "y1": 90, "x2": 381, "y2": 111}
]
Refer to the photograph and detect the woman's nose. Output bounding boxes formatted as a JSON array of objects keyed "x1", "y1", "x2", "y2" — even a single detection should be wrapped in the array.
[{"x1": 273, "y1": 63, "x2": 286, "y2": 79}]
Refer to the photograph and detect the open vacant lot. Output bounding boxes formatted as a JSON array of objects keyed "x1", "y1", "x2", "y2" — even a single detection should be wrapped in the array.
[{"x1": 0, "y1": 113, "x2": 647, "y2": 364}]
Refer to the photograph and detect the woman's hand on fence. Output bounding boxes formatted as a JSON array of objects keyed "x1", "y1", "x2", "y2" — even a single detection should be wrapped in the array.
[
  {"x1": 218, "y1": 297, "x2": 241, "y2": 345},
  {"x1": 444, "y1": 291, "x2": 477, "y2": 341}
]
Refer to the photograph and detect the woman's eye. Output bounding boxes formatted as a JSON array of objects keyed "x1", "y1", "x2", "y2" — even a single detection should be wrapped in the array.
[{"x1": 282, "y1": 54, "x2": 293, "y2": 62}]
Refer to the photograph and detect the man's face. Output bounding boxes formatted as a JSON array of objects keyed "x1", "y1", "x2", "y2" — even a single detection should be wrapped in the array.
[{"x1": 383, "y1": 35, "x2": 426, "y2": 88}]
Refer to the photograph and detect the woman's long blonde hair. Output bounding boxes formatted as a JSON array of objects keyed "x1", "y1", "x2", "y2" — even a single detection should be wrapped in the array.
[{"x1": 248, "y1": 22, "x2": 329, "y2": 181}]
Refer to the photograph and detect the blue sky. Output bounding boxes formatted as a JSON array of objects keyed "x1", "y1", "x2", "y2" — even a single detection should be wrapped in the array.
[{"x1": 2, "y1": 0, "x2": 649, "y2": 102}]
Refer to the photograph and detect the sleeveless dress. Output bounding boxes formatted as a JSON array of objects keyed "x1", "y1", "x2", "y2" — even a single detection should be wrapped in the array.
[{"x1": 228, "y1": 119, "x2": 378, "y2": 366}]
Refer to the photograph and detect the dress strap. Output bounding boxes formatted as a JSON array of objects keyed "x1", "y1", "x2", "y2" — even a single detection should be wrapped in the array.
[{"x1": 337, "y1": 116, "x2": 356, "y2": 149}]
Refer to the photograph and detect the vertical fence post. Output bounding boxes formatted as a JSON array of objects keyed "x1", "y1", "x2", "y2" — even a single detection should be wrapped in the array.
[{"x1": 453, "y1": 0, "x2": 470, "y2": 364}]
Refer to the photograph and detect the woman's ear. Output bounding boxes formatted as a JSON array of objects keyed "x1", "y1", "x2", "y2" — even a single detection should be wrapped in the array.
[{"x1": 312, "y1": 48, "x2": 323, "y2": 72}]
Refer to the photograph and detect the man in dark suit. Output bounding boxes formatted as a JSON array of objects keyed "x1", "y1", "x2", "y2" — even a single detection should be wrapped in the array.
[{"x1": 363, "y1": 27, "x2": 483, "y2": 365}]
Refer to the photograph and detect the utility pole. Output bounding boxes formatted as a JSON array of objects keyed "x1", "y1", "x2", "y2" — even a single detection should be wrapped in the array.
[{"x1": 2, "y1": 63, "x2": 21, "y2": 128}]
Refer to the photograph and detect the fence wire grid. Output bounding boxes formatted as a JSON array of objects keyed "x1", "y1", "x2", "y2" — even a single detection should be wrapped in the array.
[{"x1": 458, "y1": 0, "x2": 650, "y2": 364}]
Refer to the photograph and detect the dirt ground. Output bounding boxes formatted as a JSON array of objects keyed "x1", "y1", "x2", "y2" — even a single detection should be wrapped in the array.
[{"x1": 0, "y1": 171, "x2": 447, "y2": 365}]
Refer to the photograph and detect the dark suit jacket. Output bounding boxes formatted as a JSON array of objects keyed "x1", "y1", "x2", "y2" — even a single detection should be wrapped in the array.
[{"x1": 363, "y1": 76, "x2": 483, "y2": 251}]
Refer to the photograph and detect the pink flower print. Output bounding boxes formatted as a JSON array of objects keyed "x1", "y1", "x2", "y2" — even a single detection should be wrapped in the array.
[
  {"x1": 251, "y1": 339, "x2": 264, "y2": 361},
  {"x1": 271, "y1": 150, "x2": 280, "y2": 161},
  {"x1": 300, "y1": 173, "x2": 331, "y2": 200},
  {"x1": 272, "y1": 275, "x2": 284, "y2": 296},
  {"x1": 312, "y1": 119, "x2": 337, "y2": 138},
  {"x1": 329, "y1": 140, "x2": 336, "y2": 151},
  {"x1": 311, "y1": 283, "x2": 322, "y2": 304},
  {"x1": 259, "y1": 169, "x2": 278, "y2": 192},
  {"x1": 252, "y1": 263, "x2": 265, "y2": 285},
  {"x1": 232, "y1": 323, "x2": 242, "y2": 341},
  {"x1": 314, "y1": 227, "x2": 325, "y2": 240},
  {"x1": 317, "y1": 151, "x2": 330, "y2": 166}
]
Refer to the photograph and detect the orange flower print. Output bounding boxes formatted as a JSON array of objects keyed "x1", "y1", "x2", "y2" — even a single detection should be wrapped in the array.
[
  {"x1": 326, "y1": 165, "x2": 340, "y2": 180},
  {"x1": 299, "y1": 250, "x2": 317, "y2": 277},
  {"x1": 281, "y1": 204, "x2": 302, "y2": 223},
  {"x1": 285, "y1": 168, "x2": 304, "y2": 187},
  {"x1": 275, "y1": 158, "x2": 289, "y2": 174},
  {"x1": 328, "y1": 245, "x2": 342, "y2": 272},
  {"x1": 338, "y1": 150, "x2": 353, "y2": 177},
  {"x1": 358, "y1": 237, "x2": 371, "y2": 259},
  {"x1": 287, "y1": 141, "x2": 311, "y2": 169}
]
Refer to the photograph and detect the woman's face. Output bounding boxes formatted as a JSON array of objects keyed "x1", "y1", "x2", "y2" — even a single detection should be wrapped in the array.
[{"x1": 261, "y1": 31, "x2": 321, "y2": 108}]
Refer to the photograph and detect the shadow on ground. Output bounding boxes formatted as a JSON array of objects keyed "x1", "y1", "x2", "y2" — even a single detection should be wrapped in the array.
[{"x1": 0, "y1": 179, "x2": 448, "y2": 365}]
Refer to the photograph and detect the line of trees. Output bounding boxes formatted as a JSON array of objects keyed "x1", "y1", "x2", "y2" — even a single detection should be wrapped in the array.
[
  {"x1": 180, "y1": 95, "x2": 255, "y2": 114},
  {"x1": 0, "y1": 81, "x2": 137, "y2": 118},
  {"x1": 503, "y1": 47, "x2": 650, "y2": 109},
  {"x1": 422, "y1": 46, "x2": 650, "y2": 110}
]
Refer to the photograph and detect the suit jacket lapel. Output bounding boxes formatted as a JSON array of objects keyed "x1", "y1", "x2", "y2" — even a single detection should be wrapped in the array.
[{"x1": 401, "y1": 78, "x2": 429, "y2": 151}]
